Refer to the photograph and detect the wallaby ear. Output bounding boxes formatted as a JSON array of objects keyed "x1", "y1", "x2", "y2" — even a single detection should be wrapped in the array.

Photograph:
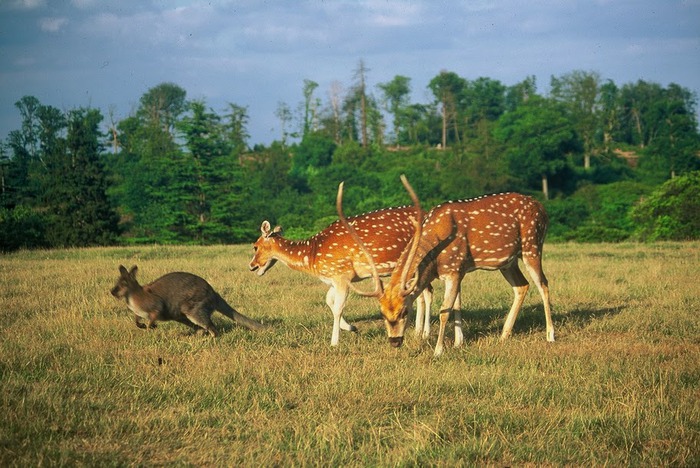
[
  {"x1": 129, "y1": 265, "x2": 138, "y2": 277},
  {"x1": 119, "y1": 265, "x2": 128, "y2": 276},
  {"x1": 261, "y1": 220, "x2": 271, "y2": 236}
]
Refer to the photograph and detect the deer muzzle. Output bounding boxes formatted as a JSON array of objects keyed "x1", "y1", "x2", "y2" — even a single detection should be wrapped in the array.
[{"x1": 388, "y1": 336, "x2": 404, "y2": 348}]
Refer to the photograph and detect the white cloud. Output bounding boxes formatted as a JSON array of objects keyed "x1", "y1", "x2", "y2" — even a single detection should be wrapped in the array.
[
  {"x1": 39, "y1": 17, "x2": 68, "y2": 32},
  {"x1": 71, "y1": 0, "x2": 97, "y2": 8},
  {"x1": 9, "y1": 0, "x2": 46, "y2": 10},
  {"x1": 361, "y1": 0, "x2": 424, "y2": 27}
]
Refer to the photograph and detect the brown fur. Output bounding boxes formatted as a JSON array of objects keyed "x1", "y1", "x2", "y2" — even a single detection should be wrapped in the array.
[{"x1": 111, "y1": 265, "x2": 264, "y2": 336}]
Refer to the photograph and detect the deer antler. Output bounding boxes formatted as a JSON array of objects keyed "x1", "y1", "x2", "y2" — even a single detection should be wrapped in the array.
[
  {"x1": 398, "y1": 175, "x2": 423, "y2": 296},
  {"x1": 336, "y1": 181, "x2": 384, "y2": 297}
]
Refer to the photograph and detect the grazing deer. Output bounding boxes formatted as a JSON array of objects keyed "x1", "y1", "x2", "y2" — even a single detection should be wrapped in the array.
[
  {"x1": 339, "y1": 175, "x2": 554, "y2": 356},
  {"x1": 111, "y1": 265, "x2": 264, "y2": 336},
  {"x1": 249, "y1": 205, "x2": 433, "y2": 347}
]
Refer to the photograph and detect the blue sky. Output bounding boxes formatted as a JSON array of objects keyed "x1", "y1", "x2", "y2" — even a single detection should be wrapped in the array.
[{"x1": 1, "y1": 0, "x2": 699, "y2": 146}]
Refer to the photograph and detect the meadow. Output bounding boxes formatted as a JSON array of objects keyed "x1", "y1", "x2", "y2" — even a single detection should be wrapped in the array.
[{"x1": 0, "y1": 242, "x2": 698, "y2": 466}]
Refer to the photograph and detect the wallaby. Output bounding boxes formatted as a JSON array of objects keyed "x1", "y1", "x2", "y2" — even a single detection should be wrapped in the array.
[{"x1": 111, "y1": 265, "x2": 264, "y2": 336}]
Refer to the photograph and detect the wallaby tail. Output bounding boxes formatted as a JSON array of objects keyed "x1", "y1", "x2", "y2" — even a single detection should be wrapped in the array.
[{"x1": 215, "y1": 294, "x2": 265, "y2": 331}]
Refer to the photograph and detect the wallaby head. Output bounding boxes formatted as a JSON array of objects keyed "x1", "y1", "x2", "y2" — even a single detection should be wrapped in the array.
[{"x1": 111, "y1": 265, "x2": 141, "y2": 300}]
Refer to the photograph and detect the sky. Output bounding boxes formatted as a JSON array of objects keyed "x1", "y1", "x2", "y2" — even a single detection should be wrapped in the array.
[{"x1": 1, "y1": 0, "x2": 699, "y2": 147}]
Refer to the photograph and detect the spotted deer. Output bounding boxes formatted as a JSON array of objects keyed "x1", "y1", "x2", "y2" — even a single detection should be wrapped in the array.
[
  {"x1": 249, "y1": 205, "x2": 433, "y2": 347},
  {"x1": 339, "y1": 175, "x2": 554, "y2": 356}
]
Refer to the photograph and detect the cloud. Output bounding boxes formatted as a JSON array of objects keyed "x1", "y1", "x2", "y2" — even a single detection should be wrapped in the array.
[
  {"x1": 39, "y1": 17, "x2": 68, "y2": 33},
  {"x1": 8, "y1": 0, "x2": 46, "y2": 10}
]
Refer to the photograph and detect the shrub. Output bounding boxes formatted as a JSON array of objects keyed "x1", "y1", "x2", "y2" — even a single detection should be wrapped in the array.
[
  {"x1": 630, "y1": 171, "x2": 700, "y2": 241},
  {"x1": 0, "y1": 206, "x2": 47, "y2": 251}
]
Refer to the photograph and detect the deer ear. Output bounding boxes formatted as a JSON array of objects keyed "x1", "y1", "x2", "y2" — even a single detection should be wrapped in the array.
[
  {"x1": 273, "y1": 225, "x2": 283, "y2": 235},
  {"x1": 404, "y1": 272, "x2": 419, "y2": 295},
  {"x1": 261, "y1": 221, "x2": 271, "y2": 236}
]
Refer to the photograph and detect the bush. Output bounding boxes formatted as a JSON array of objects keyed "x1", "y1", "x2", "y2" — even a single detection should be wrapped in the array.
[
  {"x1": 630, "y1": 171, "x2": 700, "y2": 241},
  {"x1": 0, "y1": 206, "x2": 48, "y2": 251},
  {"x1": 545, "y1": 181, "x2": 650, "y2": 242}
]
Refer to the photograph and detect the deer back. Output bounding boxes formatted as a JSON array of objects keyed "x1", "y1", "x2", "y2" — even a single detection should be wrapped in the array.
[
  {"x1": 250, "y1": 206, "x2": 423, "y2": 282},
  {"x1": 380, "y1": 192, "x2": 549, "y2": 322}
]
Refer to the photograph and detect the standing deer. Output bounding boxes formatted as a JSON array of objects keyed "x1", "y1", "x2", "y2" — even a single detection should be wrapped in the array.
[
  {"x1": 339, "y1": 175, "x2": 554, "y2": 356},
  {"x1": 249, "y1": 205, "x2": 433, "y2": 347}
]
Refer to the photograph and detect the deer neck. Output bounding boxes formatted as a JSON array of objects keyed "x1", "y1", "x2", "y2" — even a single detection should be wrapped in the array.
[
  {"x1": 273, "y1": 237, "x2": 318, "y2": 273},
  {"x1": 391, "y1": 213, "x2": 456, "y2": 297}
]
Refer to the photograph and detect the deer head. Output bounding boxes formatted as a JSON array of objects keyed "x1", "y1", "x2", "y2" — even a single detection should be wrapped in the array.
[
  {"x1": 249, "y1": 221, "x2": 282, "y2": 276},
  {"x1": 336, "y1": 175, "x2": 424, "y2": 347}
]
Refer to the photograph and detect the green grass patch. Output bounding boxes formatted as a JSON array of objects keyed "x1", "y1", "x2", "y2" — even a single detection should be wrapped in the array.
[{"x1": 1, "y1": 242, "x2": 699, "y2": 465}]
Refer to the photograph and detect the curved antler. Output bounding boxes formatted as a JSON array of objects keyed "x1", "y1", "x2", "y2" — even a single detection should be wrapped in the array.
[
  {"x1": 336, "y1": 181, "x2": 384, "y2": 297},
  {"x1": 398, "y1": 175, "x2": 423, "y2": 296}
]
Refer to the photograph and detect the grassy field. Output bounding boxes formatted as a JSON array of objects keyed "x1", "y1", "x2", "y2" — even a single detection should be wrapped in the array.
[{"x1": 1, "y1": 242, "x2": 699, "y2": 466}]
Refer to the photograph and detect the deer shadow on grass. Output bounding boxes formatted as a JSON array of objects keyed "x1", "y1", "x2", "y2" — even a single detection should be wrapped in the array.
[
  {"x1": 348, "y1": 303, "x2": 626, "y2": 344},
  {"x1": 454, "y1": 303, "x2": 626, "y2": 343}
]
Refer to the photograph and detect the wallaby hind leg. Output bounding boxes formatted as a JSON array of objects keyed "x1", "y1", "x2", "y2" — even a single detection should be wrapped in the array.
[
  {"x1": 184, "y1": 306, "x2": 219, "y2": 337},
  {"x1": 170, "y1": 315, "x2": 207, "y2": 335}
]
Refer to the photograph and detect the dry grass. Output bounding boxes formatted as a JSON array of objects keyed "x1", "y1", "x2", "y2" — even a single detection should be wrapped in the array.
[{"x1": 1, "y1": 242, "x2": 699, "y2": 466}]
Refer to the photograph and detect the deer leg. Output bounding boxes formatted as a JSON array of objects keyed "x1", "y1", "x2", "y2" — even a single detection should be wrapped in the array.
[
  {"x1": 414, "y1": 291, "x2": 425, "y2": 338},
  {"x1": 326, "y1": 286, "x2": 356, "y2": 334},
  {"x1": 500, "y1": 264, "x2": 529, "y2": 341},
  {"x1": 453, "y1": 283, "x2": 464, "y2": 348},
  {"x1": 434, "y1": 276, "x2": 461, "y2": 357},
  {"x1": 327, "y1": 284, "x2": 350, "y2": 346},
  {"x1": 418, "y1": 287, "x2": 433, "y2": 340},
  {"x1": 522, "y1": 255, "x2": 555, "y2": 342}
]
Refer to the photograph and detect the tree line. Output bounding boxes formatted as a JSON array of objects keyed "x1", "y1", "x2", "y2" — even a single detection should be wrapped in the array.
[{"x1": 1, "y1": 65, "x2": 699, "y2": 251}]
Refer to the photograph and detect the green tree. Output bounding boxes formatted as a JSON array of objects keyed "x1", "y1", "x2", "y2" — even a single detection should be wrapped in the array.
[
  {"x1": 112, "y1": 86, "x2": 186, "y2": 243},
  {"x1": 275, "y1": 101, "x2": 293, "y2": 145},
  {"x1": 137, "y1": 82, "x2": 187, "y2": 135},
  {"x1": 178, "y1": 100, "x2": 250, "y2": 243},
  {"x1": 464, "y1": 77, "x2": 506, "y2": 123},
  {"x1": 550, "y1": 70, "x2": 601, "y2": 169},
  {"x1": 637, "y1": 83, "x2": 700, "y2": 182},
  {"x1": 301, "y1": 79, "x2": 319, "y2": 138},
  {"x1": 598, "y1": 80, "x2": 620, "y2": 152},
  {"x1": 494, "y1": 96, "x2": 579, "y2": 199},
  {"x1": 43, "y1": 108, "x2": 119, "y2": 247},
  {"x1": 222, "y1": 103, "x2": 250, "y2": 153},
  {"x1": 378, "y1": 75, "x2": 411, "y2": 146},
  {"x1": 5, "y1": 97, "x2": 66, "y2": 207},
  {"x1": 428, "y1": 70, "x2": 467, "y2": 148},
  {"x1": 353, "y1": 59, "x2": 371, "y2": 148},
  {"x1": 505, "y1": 75, "x2": 537, "y2": 111}
]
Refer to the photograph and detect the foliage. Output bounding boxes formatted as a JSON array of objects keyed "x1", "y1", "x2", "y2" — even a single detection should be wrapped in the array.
[
  {"x1": 630, "y1": 171, "x2": 700, "y2": 241},
  {"x1": 0, "y1": 205, "x2": 47, "y2": 251},
  {"x1": 2, "y1": 69, "x2": 700, "y2": 249},
  {"x1": 546, "y1": 181, "x2": 652, "y2": 242},
  {"x1": 493, "y1": 96, "x2": 580, "y2": 197}
]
